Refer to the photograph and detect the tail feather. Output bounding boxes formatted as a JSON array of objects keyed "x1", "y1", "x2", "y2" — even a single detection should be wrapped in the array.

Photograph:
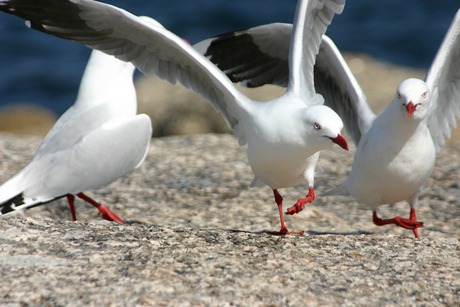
[
  {"x1": 0, "y1": 193, "x2": 61, "y2": 217},
  {"x1": 1, "y1": 192, "x2": 26, "y2": 215},
  {"x1": 320, "y1": 184, "x2": 349, "y2": 197},
  {"x1": 0, "y1": 169, "x2": 63, "y2": 217},
  {"x1": 0, "y1": 170, "x2": 26, "y2": 205}
]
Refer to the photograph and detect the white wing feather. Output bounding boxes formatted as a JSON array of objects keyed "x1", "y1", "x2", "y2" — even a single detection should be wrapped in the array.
[
  {"x1": 426, "y1": 9, "x2": 460, "y2": 152},
  {"x1": 287, "y1": 0, "x2": 345, "y2": 99},
  {"x1": 195, "y1": 24, "x2": 374, "y2": 146},
  {"x1": 22, "y1": 0, "x2": 252, "y2": 145}
]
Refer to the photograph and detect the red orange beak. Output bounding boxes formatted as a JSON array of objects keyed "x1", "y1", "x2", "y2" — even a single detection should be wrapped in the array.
[
  {"x1": 406, "y1": 102, "x2": 416, "y2": 118},
  {"x1": 328, "y1": 134, "x2": 349, "y2": 151}
]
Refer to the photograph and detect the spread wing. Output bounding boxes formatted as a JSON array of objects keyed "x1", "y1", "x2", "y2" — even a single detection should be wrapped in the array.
[
  {"x1": 193, "y1": 23, "x2": 291, "y2": 88},
  {"x1": 286, "y1": 0, "x2": 344, "y2": 100},
  {"x1": 195, "y1": 24, "x2": 375, "y2": 146},
  {"x1": 425, "y1": 9, "x2": 460, "y2": 152},
  {"x1": 0, "y1": 0, "x2": 251, "y2": 144}
]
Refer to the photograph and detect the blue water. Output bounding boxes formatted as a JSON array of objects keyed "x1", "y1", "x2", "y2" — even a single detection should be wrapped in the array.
[{"x1": 0, "y1": 0, "x2": 458, "y2": 115}]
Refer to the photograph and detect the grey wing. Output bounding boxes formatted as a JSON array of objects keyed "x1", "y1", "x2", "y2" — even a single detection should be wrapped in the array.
[
  {"x1": 0, "y1": 113, "x2": 152, "y2": 207},
  {"x1": 193, "y1": 23, "x2": 291, "y2": 88},
  {"x1": 195, "y1": 23, "x2": 375, "y2": 146},
  {"x1": 315, "y1": 36, "x2": 375, "y2": 145},
  {"x1": 33, "y1": 103, "x2": 117, "y2": 159},
  {"x1": 0, "y1": 0, "x2": 250, "y2": 145},
  {"x1": 24, "y1": 114, "x2": 152, "y2": 199},
  {"x1": 426, "y1": 9, "x2": 460, "y2": 153}
]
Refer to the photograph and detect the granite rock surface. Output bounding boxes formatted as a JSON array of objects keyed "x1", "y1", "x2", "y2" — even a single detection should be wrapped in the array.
[{"x1": 0, "y1": 133, "x2": 459, "y2": 306}]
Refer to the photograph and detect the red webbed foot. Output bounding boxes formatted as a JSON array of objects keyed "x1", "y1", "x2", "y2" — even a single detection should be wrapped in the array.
[
  {"x1": 286, "y1": 187, "x2": 314, "y2": 215},
  {"x1": 373, "y1": 211, "x2": 423, "y2": 238},
  {"x1": 392, "y1": 216, "x2": 423, "y2": 230},
  {"x1": 266, "y1": 226, "x2": 304, "y2": 236},
  {"x1": 76, "y1": 193, "x2": 125, "y2": 224},
  {"x1": 96, "y1": 205, "x2": 125, "y2": 224}
]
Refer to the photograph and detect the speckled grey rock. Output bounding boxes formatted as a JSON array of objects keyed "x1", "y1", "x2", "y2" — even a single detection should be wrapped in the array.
[{"x1": 0, "y1": 133, "x2": 459, "y2": 306}]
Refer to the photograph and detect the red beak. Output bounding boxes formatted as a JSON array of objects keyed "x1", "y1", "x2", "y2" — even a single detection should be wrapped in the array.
[
  {"x1": 406, "y1": 102, "x2": 416, "y2": 118},
  {"x1": 328, "y1": 134, "x2": 349, "y2": 151}
]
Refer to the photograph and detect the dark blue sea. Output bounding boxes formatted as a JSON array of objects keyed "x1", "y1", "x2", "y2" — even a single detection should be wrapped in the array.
[{"x1": 0, "y1": 0, "x2": 459, "y2": 115}]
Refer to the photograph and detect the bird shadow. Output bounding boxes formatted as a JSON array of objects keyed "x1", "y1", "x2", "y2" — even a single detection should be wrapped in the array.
[
  {"x1": 123, "y1": 221, "x2": 374, "y2": 236},
  {"x1": 217, "y1": 228, "x2": 374, "y2": 236},
  {"x1": 305, "y1": 230, "x2": 373, "y2": 236}
]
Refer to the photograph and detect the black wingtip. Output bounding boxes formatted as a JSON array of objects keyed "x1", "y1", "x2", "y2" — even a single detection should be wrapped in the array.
[
  {"x1": 0, "y1": 193, "x2": 25, "y2": 215},
  {"x1": 0, "y1": 0, "x2": 89, "y2": 37}
]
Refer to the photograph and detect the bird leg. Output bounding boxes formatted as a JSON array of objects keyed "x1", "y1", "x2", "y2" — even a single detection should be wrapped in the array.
[
  {"x1": 266, "y1": 189, "x2": 304, "y2": 235},
  {"x1": 410, "y1": 208, "x2": 420, "y2": 239},
  {"x1": 66, "y1": 194, "x2": 77, "y2": 221},
  {"x1": 372, "y1": 211, "x2": 423, "y2": 238},
  {"x1": 76, "y1": 193, "x2": 125, "y2": 224},
  {"x1": 286, "y1": 186, "x2": 314, "y2": 215}
]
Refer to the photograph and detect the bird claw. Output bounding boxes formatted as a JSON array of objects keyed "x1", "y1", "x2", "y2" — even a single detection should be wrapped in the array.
[
  {"x1": 286, "y1": 201, "x2": 306, "y2": 215},
  {"x1": 373, "y1": 211, "x2": 423, "y2": 238},
  {"x1": 97, "y1": 205, "x2": 125, "y2": 224},
  {"x1": 286, "y1": 187, "x2": 315, "y2": 215},
  {"x1": 394, "y1": 216, "x2": 423, "y2": 230},
  {"x1": 76, "y1": 193, "x2": 125, "y2": 224},
  {"x1": 266, "y1": 226, "x2": 304, "y2": 236}
]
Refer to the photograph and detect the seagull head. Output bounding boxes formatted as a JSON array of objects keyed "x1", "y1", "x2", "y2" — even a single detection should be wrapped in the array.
[
  {"x1": 395, "y1": 78, "x2": 430, "y2": 121},
  {"x1": 303, "y1": 105, "x2": 349, "y2": 151}
]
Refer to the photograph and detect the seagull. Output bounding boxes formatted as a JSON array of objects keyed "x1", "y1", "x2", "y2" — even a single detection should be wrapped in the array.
[
  {"x1": 0, "y1": 0, "x2": 349, "y2": 235},
  {"x1": 192, "y1": 10, "x2": 460, "y2": 238},
  {"x1": 0, "y1": 49, "x2": 152, "y2": 223}
]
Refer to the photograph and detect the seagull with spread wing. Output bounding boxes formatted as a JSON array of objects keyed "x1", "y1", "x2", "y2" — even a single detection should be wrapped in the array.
[
  {"x1": 0, "y1": 0, "x2": 348, "y2": 234},
  {"x1": 193, "y1": 10, "x2": 460, "y2": 238}
]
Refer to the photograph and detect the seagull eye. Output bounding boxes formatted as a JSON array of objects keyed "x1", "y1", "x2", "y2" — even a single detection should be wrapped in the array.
[
  {"x1": 314, "y1": 123, "x2": 321, "y2": 130},
  {"x1": 422, "y1": 91, "x2": 427, "y2": 98},
  {"x1": 398, "y1": 92, "x2": 401, "y2": 99}
]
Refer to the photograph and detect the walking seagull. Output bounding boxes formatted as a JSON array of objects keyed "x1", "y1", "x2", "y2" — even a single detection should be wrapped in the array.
[
  {"x1": 0, "y1": 0, "x2": 348, "y2": 234},
  {"x1": 193, "y1": 10, "x2": 460, "y2": 237}
]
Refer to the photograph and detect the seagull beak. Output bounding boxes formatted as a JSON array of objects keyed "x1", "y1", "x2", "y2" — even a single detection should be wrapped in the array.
[
  {"x1": 406, "y1": 102, "x2": 416, "y2": 118},
  {"x1": 328, "y1": 134, "x2": 349, "y2": 151}
]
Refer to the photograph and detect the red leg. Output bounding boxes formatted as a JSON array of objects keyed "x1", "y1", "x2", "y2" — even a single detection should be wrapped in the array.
[
  {"x1": 286, "y1": 186, "x2": 314, "y2": 215},
  {"x1": 76, "y1": 193, "x2": 125, "y2": 224},
  {"x1": 266, "y1": 189, "x2": 304, "y2": 235},
  {"x1": 410, "y1": 208, "x2": 420, "y2": 239},
  {"x1": 66, "y1": 195, "x2": 77, "y2": 221},
  {"x1": 373, "y1": 211, "x2": 423, "y2": 237}
]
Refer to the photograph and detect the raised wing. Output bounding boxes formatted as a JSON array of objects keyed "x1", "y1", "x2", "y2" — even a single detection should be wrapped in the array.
[
  {"x1": 193, "y1": 23, "x2": 291, "y2": 88},
  {"x1": 425, "y1": 9, "x2": 460, "y2": 152},
  {"x1": 195, "y1": 23, "x2": 374, "y2": 146},
  {"x1": 0, "y1": 0, "x2": 250, "y2": 144},
  {"x1": 315, "y1": 36, "x2": 375, "y2": 144},
  {"x1": 287, "y1": 0, "x2": 345, "y2": 99}
]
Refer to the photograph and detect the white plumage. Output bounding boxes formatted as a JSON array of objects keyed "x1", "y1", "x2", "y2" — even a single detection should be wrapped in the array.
[
  {"x1": 0, "y1": 0, "x2": 348, "y2": 234},
  {"x1": 194, "y1": 9, "x2": 460, "y2": 237},
  {"x1": 0, "y1": 50, "x2": 152, "y2": 222}
]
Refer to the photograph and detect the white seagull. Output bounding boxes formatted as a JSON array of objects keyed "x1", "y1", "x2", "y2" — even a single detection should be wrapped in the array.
[
  {"x1": 0, "y1": 0, "x2": 349, "y2": 234},
  {"x1": 0, "y1": 49, "x2": 152, "y2": 223},
  {"x1": 192, "y1": 10, "x2": 460, "y2": 238}
]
